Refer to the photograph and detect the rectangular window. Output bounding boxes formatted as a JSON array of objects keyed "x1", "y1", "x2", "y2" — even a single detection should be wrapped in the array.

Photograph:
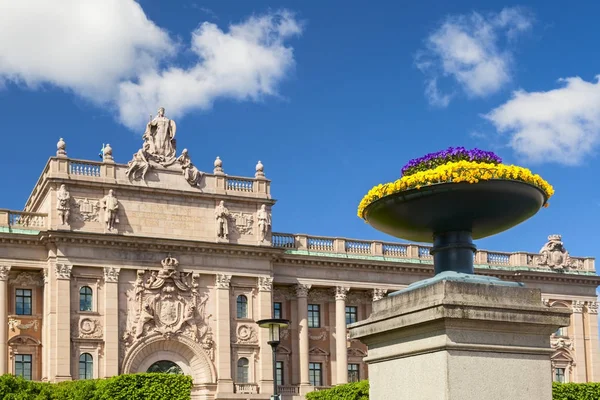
[
  {"x1": 273, "y1": 302, "x2": 282, "y2": 319},
  {"x1": 346, "y1": 306, "x2": 358, "y2": 325},
  {"x1": 275, "y1": 361, "x2": 284, "y2": 386},
  {"x1": 555, "y1": 327, "x2": 566, "y2": 337},
  {"x1": 308, "y1": 304, "x2": 320, "y2": 328},
  {"x1": 348, "y1": 363, "x2": 360, "y2": 383},
  {"x1": 309, "y1": 362, "x2": 322, "y2": 387},
  {"x1": 555, "y1": 368, "x2": 566, "y2": 383},
  {"x1": 15, "y1": 289, "x2": 32, "y2": 316},
  {"x1": 14, "y1": 354, "x2": 32, "y2": 380}
]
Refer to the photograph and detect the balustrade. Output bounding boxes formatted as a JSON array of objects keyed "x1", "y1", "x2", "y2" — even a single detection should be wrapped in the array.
[
  {"x1": 234, "y1": 383, "x2": 258, "y2": 394},
  {"x1": 226, "y1": 177, "x2": 254, "y2": 192},
  {"x1": 6, "y1": 211, "x2": 47, "y2": 230},
  {"x1": 68, "y1": 161, "x2": 101, "y2": 177},
  {"x1": 278, "y1": 385, "x2": 300, "y2": 395}
]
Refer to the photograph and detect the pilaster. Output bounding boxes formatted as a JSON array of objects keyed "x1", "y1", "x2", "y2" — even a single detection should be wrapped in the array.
[
  {"x1": 571, "y1": 300, "x2": 587, "y2": 382},
  {"x1": 585, "y1": 301, "x2": 600, "y2": 381},
  {"x1": 103, "y1": 267, "x2": 120, "y2": 377},
  {"x1": 335, "y1": 286, "x2": 349, "y2": 385},
  {"x1": 53, "y1": 263, "x2": 72, "y2": 381},
  {"x1": 257, "y1": 277, "x2": 274, "y2": 394},
  {"x1": 295, "y1": 283, "x2": 311, "y2": 393},
  {"x1": 215, "y1": 274, "x2": 233, "y2": 392},
  {"x1": 0, "y1": 265, "x2": 10, "y2": 375}
]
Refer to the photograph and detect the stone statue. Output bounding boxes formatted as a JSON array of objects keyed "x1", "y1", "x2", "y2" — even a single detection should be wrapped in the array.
[
  {"x1": 125, "y1": 147, "x2": 150, "y2": 181},
  {"x1": 215, "y1": 201, "x2": 230, "y2": 239},
  {"x1": 257, "y1": 204, "x2": 271, "y2": 243},
  {"x1": 56, "y1": 184, "x2": 70, "y2": 225},
  {"x1": 535, "y1": 234, "x2": 581, "y2": 270},
  {"x1": 136, "y1": 302, "x2": 155, "y2": 338},
  {"x1": 101, "y1": 190, "x2": 119, "y2": 232},
  {"x1": 176, "y1": 149, "x2": 203, "y2": 187},
  {"x1": 143, "y1": 107, "x2": 177, "y2": 165}
]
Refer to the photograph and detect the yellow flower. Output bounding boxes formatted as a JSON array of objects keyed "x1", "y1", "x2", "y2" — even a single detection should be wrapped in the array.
[{"x1": 357, "y1": 161, "x2": 554, "y2": 219}]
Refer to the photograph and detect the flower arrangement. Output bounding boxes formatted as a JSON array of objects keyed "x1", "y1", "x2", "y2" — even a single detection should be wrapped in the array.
[
  {"x1": 401, "y1": 147, "x2": 502, "y2": 177},
  {"x1": 358, "y1": 153, "x2": 554, "y2": 220}
]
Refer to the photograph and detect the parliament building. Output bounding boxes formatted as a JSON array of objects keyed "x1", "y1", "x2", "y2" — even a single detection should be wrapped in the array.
[{"x1": 0, "y1": 111, "x2": 598, "y2": 399}]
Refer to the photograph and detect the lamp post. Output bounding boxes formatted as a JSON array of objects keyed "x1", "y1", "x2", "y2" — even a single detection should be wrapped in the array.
[{"x1": 257, "y1": 318, "x2": 290, "y2": 400}]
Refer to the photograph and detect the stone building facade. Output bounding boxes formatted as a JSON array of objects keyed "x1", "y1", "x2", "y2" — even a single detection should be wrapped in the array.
[{"x1": 0, "y1": 122, "x2": 599, "y2": 399}]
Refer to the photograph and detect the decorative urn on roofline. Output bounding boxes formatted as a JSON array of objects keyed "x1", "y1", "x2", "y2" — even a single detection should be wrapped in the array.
[{"x1": 358, "y1": 147, "x2": 554, "y2": 287}]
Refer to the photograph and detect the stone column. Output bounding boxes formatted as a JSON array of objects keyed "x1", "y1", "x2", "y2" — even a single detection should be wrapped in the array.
[
  {"x1": 295, "y1": 284, "x2": 311, "y2": 393},
  {"x1": 0, "y1": 266, "x2": 10, "y2": 375},
  {"x1": 257, "y1": 277, "x2": 274, "y2": 394},
  {"x1": 53, "y1": 264, "x2": 72, "y2": 381},
  {"x1": 335, "y1": 286, "x2": 349, "y2": 385},
  {"x1": 215, "y1": 274, "x2": 233, "y2": 392},
  {"x1": 103, "y1": 267, "x2": 120, "y2": 378}
]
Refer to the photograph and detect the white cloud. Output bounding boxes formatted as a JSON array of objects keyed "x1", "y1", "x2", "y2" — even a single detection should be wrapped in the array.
[
  {"x1": 416, "y1": 7, "x2": 532, "y2": 106},
  {"x1": 485, "y1": 76, "x2": 600, "y2": 165},
  {"x1": 0, "y1": 0, "x2": 302, "y2": 130}
]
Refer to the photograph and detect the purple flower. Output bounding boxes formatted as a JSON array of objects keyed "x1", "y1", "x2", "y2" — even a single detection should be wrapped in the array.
[{"x1": 401, "y1": 147, "x2": 502, "y2": 176}]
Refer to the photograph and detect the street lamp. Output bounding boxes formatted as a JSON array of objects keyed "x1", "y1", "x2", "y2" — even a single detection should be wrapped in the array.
[{"x1": 257, "y1": 318, "x2": 290, "y2": 400}]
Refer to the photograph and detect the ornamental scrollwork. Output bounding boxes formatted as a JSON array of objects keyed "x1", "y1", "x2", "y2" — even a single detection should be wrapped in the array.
[{"x1": 55, "y1": 264, "x2": 72, "y2": 280}]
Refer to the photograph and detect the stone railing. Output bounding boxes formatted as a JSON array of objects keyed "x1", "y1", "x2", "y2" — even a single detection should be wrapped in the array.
[
  {"x1": 68, "y1": 160, "x2": 102, "y2": 177},
  {"x1": 278, "y1": 385, "x2": 300, "y2": 395},
  {"x1": 234, "y1": 383, "x2": 259, "y2": 394},
  {"x1": 0, "y1": 210, "x2": 48, "y2": 231},
  {"x1": 272, "y1": 233, "x2": 595, "y2": 272}
]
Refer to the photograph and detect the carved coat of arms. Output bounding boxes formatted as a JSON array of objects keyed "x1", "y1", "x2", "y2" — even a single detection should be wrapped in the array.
[
  {"x1": 534, "y1": 234, "x2": 582, "y2": 270},
  {"x1": 231, "y1": 213, "x2": 254, "y2": 235},
  {"x1": 74, "y1": 198, "x2": 100, "y2": 222}
]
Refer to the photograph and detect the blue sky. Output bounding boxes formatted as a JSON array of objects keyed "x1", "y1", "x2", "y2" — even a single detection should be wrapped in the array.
[{"x1": 0, "y1": 0, "x2": 599, "y2": 259}]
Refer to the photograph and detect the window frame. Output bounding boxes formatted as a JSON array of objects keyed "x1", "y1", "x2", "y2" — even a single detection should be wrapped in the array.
[
  {"x1": 554, "y1": 367, "x2": 566, "y2": 383},
  {"x1": 348, "y1": 363, "x2": 360, "y2": 383},
  {"x1": 308, "y1": 362, "x2": 322, "y2": 387},
  {"x1": 345, "y1": 305, "x2": 358, "y2": 325},
  {"x1": 236, "y1": 295, "x2": 249, "y2": 319},
  {"x1": 79, "y1": 353, "x2": 94, "y2": 380},
  {"x1": 275, "y1": 361, "x2": 284, "y2": 386},
  {"x1": 79, "y1": 286, "x2": 93, "y2": 312},
  {"x1": 273, "y1": 302, "x2": 282, "y2": 319},
  {"x1": 15, "y1": 288, "x2": 33, "y2": 316},
  {"x1": 237, "y1": 357, "x2": 250, "y2": 383},
  {"x1": 308, "y1": 304, "x2": 321, "y2": 328},
  {"x1": 14, "y1": 353, "x2": 32, "y2": 380}
]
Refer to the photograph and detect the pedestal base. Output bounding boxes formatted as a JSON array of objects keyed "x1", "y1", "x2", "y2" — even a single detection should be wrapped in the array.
[{"x1": 349, "y1": 279, "x2": 570, "y2": 400}]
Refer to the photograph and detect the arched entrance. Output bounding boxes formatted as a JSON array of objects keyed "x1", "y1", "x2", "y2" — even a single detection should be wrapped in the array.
[{"x1": 122, "y1": 333, "x2": 216, "y2": 385}]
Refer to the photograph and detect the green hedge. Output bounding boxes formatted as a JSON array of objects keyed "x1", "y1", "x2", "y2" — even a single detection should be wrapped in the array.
[
  {"x1": 0, "y1": 373, "x2": 193, "y2": 400},
  {"x1": 305, "y1": 380, "x2": 369, "y2": 400},
  {"x1": 306, "y1": 381, "x2": 600, "y2": 400}
]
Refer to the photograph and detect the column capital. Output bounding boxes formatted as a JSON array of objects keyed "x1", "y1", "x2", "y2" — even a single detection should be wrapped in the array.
[
  {"x1": 585, "y1": 301, "x2": 599, "y2": 314},
  {"x1": 257, "y1": 276, "x2": 273, "y2": 292},
  {"x1": 55, "y1": 264, "x2": 72, "y2": 280},
  {"x1": 572, "y1": 300, "x2": 585, "y2": 313},
  {"x1": 295, "y1": 284, "x2": 312, "y2": 298},
  {"x1": 372, "y1": 288, "x2": 388, "y2": 302},
  {"x1": 335, "y1": 286, "x2": 349, "y2": 301},
  {"x1": 215, "y1": 274, "x2": 232, "y2": 289},
  {"x1": 0, "y1": 266, "x2": 10, "y2": 281},
  {"x1": 104, "y1": 267, "x2": 120, "y2": 283}
]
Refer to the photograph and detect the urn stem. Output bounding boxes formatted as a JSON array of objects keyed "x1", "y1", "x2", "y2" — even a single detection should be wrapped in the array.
[{"x1": 430, "y1": 230, "x2": 476, "y2": 275}]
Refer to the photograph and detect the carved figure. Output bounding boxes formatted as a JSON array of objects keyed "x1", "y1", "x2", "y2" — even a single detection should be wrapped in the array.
[
  {"x1": 125, "y1": 148, "x2": 150, "y2": 181},
  {"x1": 56, "y1": 184, "x2": 71, "y2": 225},
  {"x1": 143, "y1": 107, "x2": 177, "y2": 165},
  {"x1": 257, "y1": 204, "x2": 271, "y2": 242},
  {"x1": 176, "y1": 149, "x2": 203, "y2": 187},
  {"x1": 101, "y1": 190, "x2": 119, "y2": 232},
  {"x1": 215, "y1": 201, "x2": 230, "y2": 239},
  {"x1": 136, "y1": 302, "x2": 155, "y2": 338},
  {"x1": 536, "y1": 234, "x2": 580, "y2": 270}
]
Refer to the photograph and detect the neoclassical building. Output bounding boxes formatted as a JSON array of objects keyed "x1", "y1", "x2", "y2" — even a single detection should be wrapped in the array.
[{"x1": 0, "y1": 113, "x2": 598, "y2": 399}]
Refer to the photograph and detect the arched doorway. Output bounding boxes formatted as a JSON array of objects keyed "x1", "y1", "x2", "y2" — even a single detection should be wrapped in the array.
[{"x1": 147, "y1": 360, "x2": 184, "y2": 374}]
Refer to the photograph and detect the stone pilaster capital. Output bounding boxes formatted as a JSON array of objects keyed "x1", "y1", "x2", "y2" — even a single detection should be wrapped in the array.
[
  {"x1": 104, "y1": 267, "x2": 120, "y2": 283},
  {"x1": 43, "y1": 269, "x2": 49, "y2": 285},
  {"x1": 215, "y1": 274, "x2": 232, "y2": 289},
  {"x1": 295, "y1": 284, "x2": 312, "y2": 298},
  {"x1": 572, "y1": 300, "x2": 585, "y2": 313},
  {"x1": 585, "y1": 301, "x2": 599, "y2": 314},
  {"x1": 0, "y1": 266, "x2": 11, "y2": 281},
  {"x1": 372, "y1": 288, "x2": 388, "y2": 302},
  {"x1": 55, "y1": 264, "x2": 72, "y2": 280},
  {"x1": 258, "y1": 276, "x2": 273, "y2": 292},
  {"x1": 335, "y1": 286, "x2": 350, "y2": 301}
]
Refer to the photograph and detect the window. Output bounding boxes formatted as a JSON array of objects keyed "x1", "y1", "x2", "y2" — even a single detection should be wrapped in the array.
[
  {"x1": 273, "y1": 302, "x2": 282, "y2": 319},
  {"x1": 15, "y1": 289, "x2": 32, "y2": 315},
  {"x1": 14, "y1": 354, "x2": 32, "y2": 380},
  {"x1": 308, "y1": 304, "x2": 320, "y2": 328},
  {"x1": 79, "y1": 286, "x2": 93, "y2": 312},
  {"x1": 555, "y1": 327, "x2": 567, "y2": 337},
  {"x1": 309, "y1": 362, "x2": 322, "y2": 386},
  {"x1": 276, "y1": 361, "x2": 284, "y2": 386},
  {"x1": 348, "y1": 363, "x2": 360, "y2": 382},
  {"x1": 237, "y1": 295, "x2": 248, "y2": 319},
  {"x1": 346, "y1": 306, "x2": 358, "y2": 325},
  {"x1": 237, "y1": 358, "x2": 249, "y2": 383},
  {"x1": 555, "y1": 368, "x2": 566, "y2": 383},
  {"x1": 79, "y1": 353, "x2": 93, "y2": 379}
]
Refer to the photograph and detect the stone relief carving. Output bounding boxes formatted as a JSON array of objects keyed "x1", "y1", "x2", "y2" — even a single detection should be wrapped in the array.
[
  {"x1": 347, "y1": 347, "x2": 367, "y2": 357},
  {"x1": 572, "y1": 300, "x2": 585, "y2": 313},
  {"x1": 534, "y1": 235, "x2": 582, "y2": 270},
  {"x1": 9, "y1": 272, "x2": 43, "y2": 287},
  {"x1": 258, "y1": 277, "x2": 273, "y2": 292},
  {"x1": 372, "y1": 288, "x2": 388, "y2": 302},
  {"x1": 215, "y1": 274, "x2": 231, "y2": 289},
  {"x1": 8, "y1": 318, "x2": 39, "y2": 333},
  {"x1": 202, "y1": 331, "x2": 215, "y2": 361},
  {"x1": 55, "y1": 264, "x2": 72, "y2": 280},
  {"x1": 309, "y1": 329, "x2": 328, "y2": 341},
  {"x1": 347, "y1": 291, "x2": 371, "y2": 305},
  {"x1": 0, "y1": 266, "x2": 10, "y2": 281},
  {"x1": 234, "y1": 324, "x2": 258, "y2": 345},
  {"x1": 273, "y1": 286, "x2": 295, "y2": 301},
  {"x1": 280, "y1": 328, "x2": 290, "y2": 340},
  {"x1": 215, "y1": 201, "x2": 231, "y2": 240},
  {"x1": 231, "y1": 213, "x2": 254, "y2": 236},
  {"x1": 308, "y1": 288, "x2": 331, "y2": 302},
  {"x1": 56, "y1": 184, "x2": 71, "y2": 226},
  {"x1": 552, "y1": 338, "x2": 573, "y2": 351},
  {"x1": 101, "y1": 190, "x2": 119, "y2": 232},
  {"x1": 122, "y1": 255, "x2": 212, "y2": 351},
  {"x1": 74, "y1": 198, "x2": 100, "y2": 222},
  {"x1": 585, "y1": 301, "x2": 599, "y2": 314},
  {"x1": 72, "y1": 317, "x2": 103, "y2": 339},
  {"x1": 176, "y1": 149, "x2": 203, "y2": 187},
  {"x1": 257, "y1": 205, "x2": 271, "y2": 243},
  {"x1": 104, "y1": 267, "x2": 120, "y2": 283}
]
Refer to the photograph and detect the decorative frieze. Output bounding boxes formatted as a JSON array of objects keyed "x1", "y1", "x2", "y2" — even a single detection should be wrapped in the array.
[
  {"x1": 9, "y1": 272, "x2": 43, "y2": 287},
  {"x1": 8, "y1": 318, "x2": 39, "y2": 333},
  {"x1": 347, "y1": 291, "x2": 371, "y2": 305},
  {"x1": 215, "y1": 274, "x2": 232, "y2": 289},
  {"x1": 104, "y1": 267, "x2": 120, "y2": 283},
  {"x1": 55, "y1": 264, "x2": 72, "y2": 280},
  {"x1": 258, "y1": 277, "x2": 273, "y2": 292}
]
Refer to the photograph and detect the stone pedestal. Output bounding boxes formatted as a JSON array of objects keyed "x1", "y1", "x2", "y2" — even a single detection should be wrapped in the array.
[{"x1": 349, "y1": 278, "x2": 571, "y2": 400}]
